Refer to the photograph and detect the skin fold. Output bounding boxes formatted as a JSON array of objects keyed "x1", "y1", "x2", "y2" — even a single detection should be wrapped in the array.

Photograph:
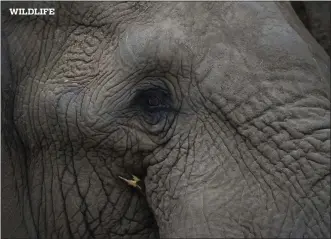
[
  {"x1": 291, "y1": 1, "x2": 331, "y2": 56},
  {"x1": 1, "y1": 1, "x2": 330, "y2": 239}
]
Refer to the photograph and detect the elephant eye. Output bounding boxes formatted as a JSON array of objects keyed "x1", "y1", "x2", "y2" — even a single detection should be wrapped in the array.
[
  {"x1": 133, "y1": 88, "x2": 172, "y2": 125},
  {"x1": 148, "y1": 95, "x2": 160, "y2": 107},
  {"x1": 137, "y1": 89, "x2": 171, "y2": 111}
]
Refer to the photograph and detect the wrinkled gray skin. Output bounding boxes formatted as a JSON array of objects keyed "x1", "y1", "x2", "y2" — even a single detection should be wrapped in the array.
[{"x1": 2, "y1": 2, "x2": 330, "y2": 239}]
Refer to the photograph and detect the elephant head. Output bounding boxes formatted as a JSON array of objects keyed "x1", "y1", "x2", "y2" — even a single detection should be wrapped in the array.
[{"x1": 2, "y1": 2, "x2": 330, "y2": 238}]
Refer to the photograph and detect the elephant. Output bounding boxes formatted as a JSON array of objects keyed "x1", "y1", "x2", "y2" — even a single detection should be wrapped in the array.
[
  {"x1": 290, "y1": 1, "x2": 330, "y2": 57},
  {"x1": 1, "y1": 1, "x2": 330, "y2": 239}
]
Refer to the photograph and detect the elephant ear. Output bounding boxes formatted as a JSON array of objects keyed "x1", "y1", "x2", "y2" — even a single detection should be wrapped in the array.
[
  {"x1": 278, "y1": 2, "x2": 330, "y2": 90},
  {"x1": 1, "y1": 30, "x2": 30, "y2": 238},
  {"x1": 291, "y1": 1, "x2": 331, "y2": 57}
]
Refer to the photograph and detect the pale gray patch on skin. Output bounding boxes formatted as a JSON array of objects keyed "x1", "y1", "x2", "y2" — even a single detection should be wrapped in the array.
[{"x1": 118, "y1": 19, "x2": 188, "y2": 69}]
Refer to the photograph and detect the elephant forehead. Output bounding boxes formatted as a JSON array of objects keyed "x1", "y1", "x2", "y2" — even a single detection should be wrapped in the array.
[
  {"x1": 58, "y1": 2, "x2": 152, "y2": 26},
  {"x1": 118, "y1": 2, "x2": 313, "y2": 72},
  {"x1": 113, "y1": 2, "x2": 328, "y2": 113},
  {"x1": 118, "y1": 19, "x2": 191, "y2": 68}
]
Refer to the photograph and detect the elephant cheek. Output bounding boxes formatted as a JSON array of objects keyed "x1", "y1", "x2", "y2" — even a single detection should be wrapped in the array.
[
  {"x1": 144, "y1": 119, "x2": 330, "y2": 238},
  {"x1": 143, "y1": 134, "x2": 240, "y2": 238}
]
